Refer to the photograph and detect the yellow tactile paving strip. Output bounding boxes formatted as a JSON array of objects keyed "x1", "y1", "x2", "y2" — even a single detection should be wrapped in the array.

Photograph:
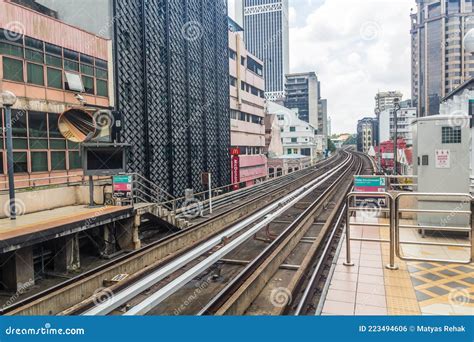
[
  {"x1": 379, "y1": 224, "x2": 421, "y2": 315},
  {"x1": 380, "y1": 220, "x2": 473, "y2": 316}
]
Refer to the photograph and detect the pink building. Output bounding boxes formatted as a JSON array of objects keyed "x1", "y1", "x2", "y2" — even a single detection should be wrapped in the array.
[{"x1": 228, "y1": 23, "x2": 267, "y2": 188}]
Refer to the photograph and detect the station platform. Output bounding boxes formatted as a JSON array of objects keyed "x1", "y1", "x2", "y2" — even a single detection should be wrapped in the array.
[
  {"x1": 0, "y1": 205, "x2": 133, "y2": 253},
  {"x1": 321, "y1": 216, "x2": 474, "y2": 316}
]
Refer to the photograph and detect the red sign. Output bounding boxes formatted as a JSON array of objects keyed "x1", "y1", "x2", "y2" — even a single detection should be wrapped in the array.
[
  {"x1": 231, "y1": 155, "x2": 240, "y2": 190},
  {"x1": 230, "y1": 147, "x2": 240, "y2": 156}
]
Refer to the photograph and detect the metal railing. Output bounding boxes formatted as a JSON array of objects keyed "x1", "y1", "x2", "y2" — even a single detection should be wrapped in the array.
[
  {"x1": 345, "y1": 192, "x2": 398, "y2": 270},
  {"x1": 128, "y1": 173, "x2": 176, "y2": 211},
  {"x1": 386, "y1": 175, "x2": 418, "y2": 191},
  {"x1": 394, "y1": 192, "x2": 473, "y2": 264}
]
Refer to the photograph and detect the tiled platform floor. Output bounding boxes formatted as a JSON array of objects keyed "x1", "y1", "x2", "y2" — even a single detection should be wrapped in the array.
[{"x1": 322, "y1": 215, "x2": 474, "y2": 316}]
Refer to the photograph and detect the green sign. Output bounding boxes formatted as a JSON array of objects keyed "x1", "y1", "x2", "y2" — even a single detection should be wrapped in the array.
[
  {"x1": 113, "y1": 175, "x2": 132, "y2": 184},
  {"x1": 354, "y1": 176, "x2": 386, "y2": 192}
]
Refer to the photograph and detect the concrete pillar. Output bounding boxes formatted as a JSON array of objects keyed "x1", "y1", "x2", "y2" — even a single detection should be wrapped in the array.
[
  {"x1": 0, "y1": 247, "x2": 35, "y2": 292},
  {"x1": 116, "y1": 217, "x2": 141, "y2": 251},
  {"x1": 54, "y1": 235, "x2": 80, "y2": 273},
  {"x1": 103, "y1": 223, "x2": 117, "y2": 256}
]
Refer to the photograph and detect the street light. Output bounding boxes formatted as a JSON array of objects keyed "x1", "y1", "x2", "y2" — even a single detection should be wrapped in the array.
[
  {"x1": 1, "y1": 91, "x2": 18, "y2": 220},
  {"x1": 393, "y1": 98, "x2": 401, "y2": 176}
]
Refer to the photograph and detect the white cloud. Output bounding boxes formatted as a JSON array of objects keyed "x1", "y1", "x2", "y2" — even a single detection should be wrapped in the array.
[{"x1": 290, "y1": 0, "x2": 416, "y2": 134}]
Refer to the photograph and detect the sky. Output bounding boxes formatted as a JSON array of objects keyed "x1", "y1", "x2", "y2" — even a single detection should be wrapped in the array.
[{"x1": 229, "y1": 0, "x2": 417, "y2": 134}]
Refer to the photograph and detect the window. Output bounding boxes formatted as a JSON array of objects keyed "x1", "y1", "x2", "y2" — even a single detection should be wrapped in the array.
[
  {"x1": 25, "y1": 49, "x2": 44, "y2": 63},
  {"x1": 64, "y1": 59, "x2": 79, "y2": 72},
  {"x1": 27, "y1": 63, "x2": 44, "y2": 85},
  {"x1": 82, "y1": 75, "x2": 94, "y2": 94},
  {"x1": 29, "y1": 111, "x2": 48, "y2": 149},
  {"x1": 51, "y1": 151, "x2": 66, "y2": 170},
  {"x1": 47, "y1": 67, "x2": 62, "y2": 89},
  {"x1": 69, "y1": 151, "x2": 81, "y2": 169},
  {"x1": 229, "y1": 76, "x2": 237, "y2": 87},
  {"x1": 31, "y1": 152, "x2": 48, "y2": 172},
  {"x1": 96, "y1": 68, "x2": 108, "y2": 79},
  {"x1": 13, "y1": 152, "x2": 28, "y2": 173},
  {"x1": 48, "y1": 113, "x2": 63, "y2": 138},
  {"x1": 96, "y1": 79, "x2": 108, "y2": 97},
  {"x1": 46, "y1": 54, "x2": 62, "y2": 68},
  {"x1": 442, "y1": 126, "x2": 461, "y2": 143},
  {"x1": 229, "y1": 49, "x2": 237, "y2": 60},
  {"x1": 290, "y1": 127, "x2": 296, "y2": 132},
  {"x1": 0, "y1": 42, "x2": 23, "y2": 58},
  {"x1": 81, "y1": 63, "x2": 94, "y2": 76},
  {"x1": 241, "y1": 56, "x2": 246, "y2": 66},
  {"x1": 3, "y1": 57, "x2": 23, "y2": 82},
  {"x1": 291, "y1": 138, "x2": 297, "y2": 143}
]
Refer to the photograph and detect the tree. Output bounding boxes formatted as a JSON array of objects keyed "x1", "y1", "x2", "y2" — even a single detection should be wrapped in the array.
[{"x1": 327, "y1": 138, "x2": 336, "y2": 153}]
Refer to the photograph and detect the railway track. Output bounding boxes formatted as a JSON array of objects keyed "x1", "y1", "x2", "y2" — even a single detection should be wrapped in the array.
[
  {"x1": 57, "y1": 150, "x2": 372, "y2": 316},
  {"x1": 4, "y1": 151, "x2": 349, "y2": 316}
]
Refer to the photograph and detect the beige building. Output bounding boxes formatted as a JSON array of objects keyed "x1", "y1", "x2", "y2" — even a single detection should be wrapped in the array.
[{"x1": 229, "y1": 22, "x2": 267, "y2": 187}]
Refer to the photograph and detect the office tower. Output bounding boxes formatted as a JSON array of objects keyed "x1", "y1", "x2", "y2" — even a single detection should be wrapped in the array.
[
  {"x1": 243, "y1": 0, "x2": 289, "y2": 100},
  {"x1": 412, "y1": 0, "x2": 474, "y2": 116}
]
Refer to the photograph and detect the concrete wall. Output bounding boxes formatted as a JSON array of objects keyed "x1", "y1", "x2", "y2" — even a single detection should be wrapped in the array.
[{"x1": 0, "y1": 184, "x2": 108, "y2": 218}]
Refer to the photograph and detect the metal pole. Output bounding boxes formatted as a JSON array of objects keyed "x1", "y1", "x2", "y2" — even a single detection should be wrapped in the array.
[
  {"x1": 471, "y1": 200, "x2": 474, "y2": 263},
  {"x1": 393, "y1": 102, "x2": 400, "y2": 175},
  {"x1": 208, "y1": 173, "x2": 213, "y2": 214},
  {"x1": 89, "y1": 175, "x2": 94, "y2": 207},
  {"x1": 5, "y1": 105, "x2": 16, "y2": 220},
  {"x1": 386, "y1": 196, "x2": 399, "y2": 270},
  {"x1": 343, "y1": 196, "x2": 354, "y2": 266}
]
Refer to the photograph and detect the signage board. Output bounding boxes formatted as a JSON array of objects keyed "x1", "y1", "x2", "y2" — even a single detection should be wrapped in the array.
[
  {"x1": 435, "y1": 149, "x2": 450, "y2": 169},
  {"x1": 231, "y1": 155, "x2": 240, "y2": 190},
  {"x1": 113, "y1": 175, "x2": 133, "y2": 199},
  {"x1": 354, "y1": 176, "x2": 386, "y2": 192}
]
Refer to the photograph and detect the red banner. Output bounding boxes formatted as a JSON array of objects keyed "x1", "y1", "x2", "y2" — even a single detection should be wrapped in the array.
[{"x1": 231, "y1": 155, "x2": 240, "y2": 190}]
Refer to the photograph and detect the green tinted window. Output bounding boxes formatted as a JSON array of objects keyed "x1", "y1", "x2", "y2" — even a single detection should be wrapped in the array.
[
  {"x1": 27, "y1": 63, "x2": 44, "y2": 85},
  {"x1": 45, "y1": 54, "x2": 62, "y2": 68},
  {"x1": 13, "y1": 138, "x2": 28, "y2": 149},
  {"x1": 25, "y1": 49, "x2": 44, "y2": 63},
  {"x1": 29, "y1": 139, "x2": 48, "y2": 150},
  {"x1": 47, "y1": 67, "x2": 62, "y2": 89},
  {"x1": 69, "y1": 151, "x2": 81, "y2": 169},
  {"x1": 50, "y1": 139, "x2": 66, "y2": 149},
  {"x1": 28, "y1": 111, "x2": 47, "y2": 138},
  {"x1": 96, "y1": 79, "x2": 108, "y2": 97},
  {"x1": 51, "y1": 151, "x2": 66, "y2": 170},
  {"x1": 81, "y1": 64, "x2": 94, "y2": 76},
  {"x1": 96, "y1": 68, "x2": 108, "y2": 79},
  {"x1": 0, "y1": 42, "x2": 23, "y2": 57},
  {"x1": 3, "y1": 57, "x2": 23, "y2": 82},
  {"x1": 82, "y1": 75, "x2": 94, "y2": 94},
  {"x1": 13, "y1": 152, "x2": 27, "y2": 173},
  {"x1": 64, "y1": 59, "x2": 79, "y2": 72},
  {"x1": 31, "y1": 152, "x2": 48, "y2": 172}
]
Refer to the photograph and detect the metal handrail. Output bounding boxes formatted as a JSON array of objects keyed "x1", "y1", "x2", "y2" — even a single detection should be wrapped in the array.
[
  {"x1": 394, "y1": 192, "x2": 473, "y2": 264},
  {"x1": 344, "y1": 191, "x2": 398, "y2": 270}
]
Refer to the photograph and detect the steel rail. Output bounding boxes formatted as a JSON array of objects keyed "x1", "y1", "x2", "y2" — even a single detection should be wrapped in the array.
[
  {"x1": 197, "y1": 155, "x2": 359, "y2": 316},
  {"x1": 85, "y1": 155, "x2": 354, "y2": 316},
  {"x1": 2, "y1": 152, "x2": 348, "y2": 316}
]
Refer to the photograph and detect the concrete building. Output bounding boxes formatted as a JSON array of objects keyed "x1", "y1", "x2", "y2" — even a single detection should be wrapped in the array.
[
  {"x1": 357, "y1": 117, "x2": 379, "y2": 153},
  {"x1": 267, "y1": 101, "x2": 323, "y2": 163},
  {"x1": 242, "y1": 0, "x2": 289, "y2": 101},
  {"x1": 379, "y1": 107, "x2": 417, "y2": 146},
  {"x1": 411, "y1": 0, "x2": 474, "y2": 117},
  {"x1": 229, "y1": 20, "x2": 267, "y2": 187},
  {"x1": 25, "y1": 0, "x2": 231, "y2": 196},
  {"x1": 375, "y1": 91, "x2": 403, "y2": 113},
  {"x1": 285, "y1": 72, "x2": 319, "y2": 127},
  {"x1": 0, "y1": 0, "x2": 112, "y2": 188}
]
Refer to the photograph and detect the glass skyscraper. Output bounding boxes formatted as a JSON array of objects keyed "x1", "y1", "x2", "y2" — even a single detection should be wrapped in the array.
[
  {"x1": 242, "y1": 0, "x2": 290, "y2": 100},
  {"x1": 412, "y1": 0, "x2": 474, "y2": 116}
]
